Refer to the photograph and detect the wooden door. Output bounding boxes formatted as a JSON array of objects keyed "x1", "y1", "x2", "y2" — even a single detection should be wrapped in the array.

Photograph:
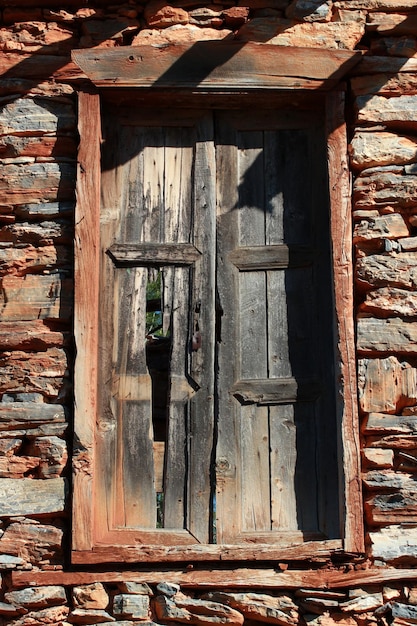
[
  {"x1": 91, "y1": 102, "x2": 339, "y2": 548},
  {"x1": 215, "y1": 110, "x2": 340, "y2": 544},
  {"x1": 96, "y1": 107, "x2": 216, "y2": 545}
]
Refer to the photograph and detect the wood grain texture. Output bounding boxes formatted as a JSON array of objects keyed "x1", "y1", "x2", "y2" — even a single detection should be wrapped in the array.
[
  {"x1": 15, "y1": 565, "x2": 417, "y2": 590},
  {"x1": 72, "y1": 44, "x2": 362, "y2": 90},
  {"x1": 326, "y1": 92, "x2": 364, "y2": 554},
  {"x1": 72, "y1": 90, "x2": 101, "y2": 552}
]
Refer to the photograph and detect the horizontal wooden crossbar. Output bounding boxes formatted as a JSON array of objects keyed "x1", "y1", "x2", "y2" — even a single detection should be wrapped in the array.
[
  {"x1": 229, "y1": 244, "x2": 313, "y2": 270},
  {"x1": 107, "y1": 242, "x2": 201, "y2": 266},
  {"x1": 232, "y1": 378, "x2": 321, "y2": 405}
]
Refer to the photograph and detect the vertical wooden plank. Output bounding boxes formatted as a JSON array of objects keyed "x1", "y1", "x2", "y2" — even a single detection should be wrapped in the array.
[
  {"x1": 111, "y1": 124, "x2": 160, "y2": 528},
  {"x1": 95, "y1": 106, "x2": 122, "y2": 538},
  {"x1": 270, "y1": 405, "x2": 297, "y2": 530},
  {"x1": 215, "y1": 113, "x2": 241, "y2": 544},
  {"x1": 73, "y1": 90, "x2": 101, "y2": 552},
  {"x1": 238, "y1": 129, "x2": 270, "y2": 532},
  {"x1": 264, "y1": 129, "x2": 298, "y2": 532},
  {"x1": 116, "y1": 266, "x2": 155, "y2": 528},
  {"x1": 188, "y1": 114, "x2": 216, "y2": 542},
  {"x1": 163, "y1": 127, "x2": 194, "y2": 529},
  {"x1": 326, "y1": 92, "x2": 364, "y2": 553}
]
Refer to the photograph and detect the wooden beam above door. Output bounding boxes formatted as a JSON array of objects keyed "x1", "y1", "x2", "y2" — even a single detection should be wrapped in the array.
[{"x1": 72, "y1": 42, "x2": 363, "y2": 91}]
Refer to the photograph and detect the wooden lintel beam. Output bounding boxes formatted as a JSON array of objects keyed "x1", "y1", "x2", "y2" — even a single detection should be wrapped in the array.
[
  {"x1": 10, "y1": 567, "x2": 417, "y2": 591},
  {"x1": 72, "y1": 43, "x2": 363, "y2": 91}
]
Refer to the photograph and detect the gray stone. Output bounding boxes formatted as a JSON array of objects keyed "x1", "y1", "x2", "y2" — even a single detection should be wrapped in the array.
[
  {"x1": 0, "y1": 478, "x2": 67, "y2": 517},
  {"x1": 4, "y1": 585, "x2": 67, "y2": 609},
  {"x1": 113, "y1": 594, "x2": 150, "y2": 619},
  {"x1": 117, "y1": 581, "x2": 153, "y2": 595},
  {"x1": 156, "y1": 582, "x2": 180, "y2": 597}
]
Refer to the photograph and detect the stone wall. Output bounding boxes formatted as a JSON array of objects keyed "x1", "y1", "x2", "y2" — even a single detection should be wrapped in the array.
[{"x1": 0, "y1": 0, "x2": 417, "y2": 624}]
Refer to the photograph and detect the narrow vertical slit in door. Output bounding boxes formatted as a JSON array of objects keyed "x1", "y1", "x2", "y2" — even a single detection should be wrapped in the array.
[{"x1": 145, "y1": 268, "x2": 171, "y2": 528}]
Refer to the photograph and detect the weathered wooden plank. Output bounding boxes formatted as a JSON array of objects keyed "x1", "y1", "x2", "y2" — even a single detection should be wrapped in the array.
[
  {"x1": 163, "y1": 125, "x2": 194, "y2": 531},
  {"x1": 237, "y1": 130, "x2": 270, "y2": 535},
  {"x1": 0, "y1": 478, "x2": 67, "y2": 516},
  {"x1": 229, "y1": 245, "x2": 312, "y2": 270},
  {"x1": 232, "y1": 379, "x2": 320, "y2": 405},
  {"x1": 72, "y1": 90, "x2": 101, "y2": 553},
  {"x1": 111, "y1": 122, "x2": 155, "y2": 529},
  {"x1": 270, "y1": 405, "x2": 298, "y2": 530},
  {"x1": 72, "y1": 44, "x2": 362, "y2": 90},
  {"x1": 187, "y1": 115, "x2": 216, "y2": 542},
  {"x1": 108, "y1": 242, "x2": 201, "y2": 266},
  {"x1": 326, "y1": 92, "x2": 363, "y2": 553},
  {"x1": 12, "y1": 564, "x2": 417, "y2": 591},
  {"x1": 215, "y1": 113, "x2": 241, "y2": 545}
]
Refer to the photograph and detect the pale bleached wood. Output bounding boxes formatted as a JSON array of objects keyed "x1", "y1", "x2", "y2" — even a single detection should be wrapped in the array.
[
  {"x1": 73, "y1": 90, "x2": 101, "y2": 553},
  {"x1": 108, "y1": 243, "x2": 201, "y2": 265},
  {"x1": 326, "y1": 92, "x2": 364, "y2": 554},
  {"x1": 163, "y1": 126, "x2": 193, "y2": 530}
]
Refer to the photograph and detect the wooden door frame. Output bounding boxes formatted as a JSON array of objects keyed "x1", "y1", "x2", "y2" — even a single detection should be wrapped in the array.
[{"x1": 72, "y1": 44, "x2": 364, "y2": 565}]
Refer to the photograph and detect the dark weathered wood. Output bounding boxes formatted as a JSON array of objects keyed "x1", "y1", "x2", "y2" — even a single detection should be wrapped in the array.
[
  {"x1": 187, "y1": 114, "x2": 216, "y2": 542},
  {"x1": 72, "y1": 44, "x2": 362, "y2": 90},
  {"x1": 232, "y1": 379, "x2": 320, "y2": 404},
  {"x1": 108, "y1": 242, "x2": 201, "y2": 266},
  {"x1": 229, "y1": 245, "x2": 312, "y2": 270}
]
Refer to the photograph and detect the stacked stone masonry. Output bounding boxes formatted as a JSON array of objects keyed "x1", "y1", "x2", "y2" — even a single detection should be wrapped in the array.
[{"x1": 1, "y1": 0, "x2": 417, "y2": 623}]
